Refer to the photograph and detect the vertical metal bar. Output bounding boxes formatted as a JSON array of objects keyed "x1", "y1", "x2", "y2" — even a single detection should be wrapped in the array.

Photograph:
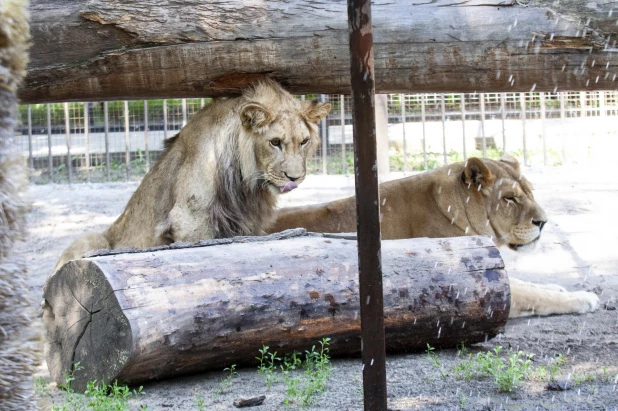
[
  {"x1": 540, "y1": 92, "x2": 547, "y2": 166},
  {"x1": 84, "y1": 102, "x2": 90, "y2": 183},
  {"x1": 479, "y1": 93, "x2": 487, "y2": 158},
  {"x1": 519, "y1": 93, "x2": 528, "y2": 167},
  {"x1": 63, "y1": 102, "x2": 73, "y2": 185},
  {"x1": 579, "y1": 91, "x2": 586, "y2": 117},
  {"x1": 400, "y1": 94, "x2": 407, "y2": 173},
  {"x1": 104, "y1": 102, "x2": 111, "y2": 182},
  {"x1": 124, "y1": 101, "x2": 131, "y2": 181},
  {"x1": 144, "y1": 101, "x2": 150, "y2": 172},
  {"x1": 421, "y1": 95, "x2": 428, "y2": 170},
  {"x1": 320, "y1": 94, "x2": 328, "y2": 175},
  {"x1": 46, "y1": 104, "x2": 53, "y2": 184},
  {"x1": 461, "y1": 94, "x2": 467, "y2": 160},
  {"x1": 598, "y1": 91, "x2": 606, "y2": 117},
  {"x1": 340, "y1": 95, "x2": 347, "y2": 175},
  {"x1": 440, "y1": 93, "x2": 448, "y2": 165},
  {"x1": 200, "y1": 98, "x2": 205, "y2": 108},
  {"x1": 27, "y1": 105, "x2": 33, "y2": 180},
  {"x1": 181, "y1": 98, "x2": 188, "y2": 127},
  {"x1": 347, "y1": 1, "x2": 387, "y2": 409},
  {"x1": 163, "y1": 99, "x2": 169, "y2": 140},
  {"x1": 559, "y1": 92, "x2": 566, "y2": 164},
  {"x1": 500, "y1": 93, "x2": 507, "y2": 155}
]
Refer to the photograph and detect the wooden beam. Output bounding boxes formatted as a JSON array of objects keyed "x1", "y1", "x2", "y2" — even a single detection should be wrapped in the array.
[
  {"x1": 21, "y1": 0, "x2": 618, "y2": 103},
  {"x1": 42, "y1": 231, "x2": 509, "y2": 393},
  {"x1": 347, "y1": 0, "x2": 387, "y2": 408}
]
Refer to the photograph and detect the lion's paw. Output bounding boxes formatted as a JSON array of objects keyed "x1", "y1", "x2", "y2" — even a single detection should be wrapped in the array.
[{"x1": 571, "y1": 291, "x2": 601, "y2": 314}]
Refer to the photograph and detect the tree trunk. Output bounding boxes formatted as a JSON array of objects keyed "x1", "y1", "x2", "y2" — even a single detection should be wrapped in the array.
[
  {"x1": 22, "y1": 0, "x2": 618, "y2": 103},
  {"x1": 43, "y1": 230, "x2": 509, "y2": 392}
]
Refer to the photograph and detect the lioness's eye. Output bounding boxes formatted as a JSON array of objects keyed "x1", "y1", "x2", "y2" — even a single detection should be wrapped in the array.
[
  {"x1": 270, "y1": 138, "x2": 282, "y2": 148},
  {"x1": 300, "y1": 138, "x2": 310, "y2": 147},
  {"x1": 504, "y1": 196, "x2": 516, "y2": 202}
]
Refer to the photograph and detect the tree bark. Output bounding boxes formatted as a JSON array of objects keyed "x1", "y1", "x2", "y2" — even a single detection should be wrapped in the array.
[
  {"x1": 22, "y1": 0, "x2": 618, "y2": 103},
  {"x1": 43, "y1": 230, "x2": 509, "y2": 392}
]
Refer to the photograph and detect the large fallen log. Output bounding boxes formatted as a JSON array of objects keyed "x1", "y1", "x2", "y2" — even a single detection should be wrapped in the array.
[
  {"x1": 22, "y1": 0, "x2": 618, "y2": 103},
  {"x1": 43, "y1": 230, "x2": 509, "y2": 392}
]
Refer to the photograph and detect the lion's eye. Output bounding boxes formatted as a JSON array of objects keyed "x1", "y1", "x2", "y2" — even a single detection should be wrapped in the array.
[
  {"x1": 270, "y1": 138, "x2": 282, "y2": 148},
  {"x1": 504, "y1": 196, "x2": 516, "y2": 203},
  {"x1": 300, "y1": 138, "x2": 310, "y2": 147}
]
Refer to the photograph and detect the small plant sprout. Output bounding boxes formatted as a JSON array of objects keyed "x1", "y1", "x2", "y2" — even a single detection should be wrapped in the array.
[
  {"x1": 257, "y1": 338, "x2": 333, "y2": 407},
  {"x1": 47, "y1": 362, "x2": 145, "y2": 411},
  {"x1": 453, "y1": 345, "x2": 534, "y2": 392},
  {"x1": 256, "y1": 345, "x2": 281, "y2": 388},
  {"x1": 194, "y1": 394, "x2": 206, "y2": 411}
]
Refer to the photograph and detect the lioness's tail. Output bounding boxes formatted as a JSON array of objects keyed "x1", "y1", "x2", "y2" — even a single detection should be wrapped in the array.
[{"x1": 53, "y1": 232, "x2": 110, "y2": 273}]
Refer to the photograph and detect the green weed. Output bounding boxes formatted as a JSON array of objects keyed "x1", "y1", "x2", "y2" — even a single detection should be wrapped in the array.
[
  {"x1": 256, "y1": 345, "x2": 281, "y2": 388},
  {"x1": 425, "y1": 344, "x2": 448, "y2": 378},
  {"x1": 258, "y1": 338, "x2": 333, "y2": 407},
  {"x1": 214, "y1": 364, "x2": 238, "y2": 395},
  {"x1": 40, "y1": 363, "x2": 145, "y2": 411},
  {"x1": 453, "y1": 346, "x2": 533, "y2": 392},
  {"x1": 194, "y1": 394, "x2": 206, "y2": 411}
]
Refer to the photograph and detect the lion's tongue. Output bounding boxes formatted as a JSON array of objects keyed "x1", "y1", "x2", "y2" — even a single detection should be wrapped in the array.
[{"x1": 280, "y1": 181, "x2": 298, "y2": 193}]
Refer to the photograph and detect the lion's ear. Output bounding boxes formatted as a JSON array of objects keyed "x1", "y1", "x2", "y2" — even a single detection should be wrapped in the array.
[
  {"x1": 302, "y1": 100, "x2": 331, "y2": 124},
  {"x1": 499, "y1": 155, "x2": 520, "y2": 173},
  {"x1": 240, "y1": 103, "x2": 275, "y2": 133},
  {"x1": 463, "y1": 157, "x2": 495, "y2": 189}
]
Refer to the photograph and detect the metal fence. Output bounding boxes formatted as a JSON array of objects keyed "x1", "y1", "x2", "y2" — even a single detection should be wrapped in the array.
[{"x1": 14, "y1": 91, "x2": 618, "y2": 184}]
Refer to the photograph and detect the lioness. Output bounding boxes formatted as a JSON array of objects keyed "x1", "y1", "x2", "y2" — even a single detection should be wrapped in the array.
[
  {"x1": 269, "y1": 156, "x2": 600, "y2": 318},
  {"x1": 54, "y1": 80, "x2": 331, "y2": 272}
]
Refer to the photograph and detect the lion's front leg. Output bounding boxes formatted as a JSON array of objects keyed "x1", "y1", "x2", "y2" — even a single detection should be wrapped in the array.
[
  {"x1": 159, "y1": 204, "x2": 214, "y2": 243},
  {"x1": 508, "y1": 278, "x2": 600, "y2": 318}
]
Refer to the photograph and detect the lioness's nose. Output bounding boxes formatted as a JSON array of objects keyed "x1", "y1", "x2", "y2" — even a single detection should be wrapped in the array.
[
  {"x1": 533, "y1": 220, "x2": 547, "y2": 231},
  {"x1": 284, "y1": 172, "x2": 302, "y2": 182}
]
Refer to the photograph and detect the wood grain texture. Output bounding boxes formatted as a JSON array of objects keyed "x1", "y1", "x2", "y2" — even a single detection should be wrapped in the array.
[
  {"x1": 21, "y1": 0, "x2": 618, "y2": 103},
  {"x1": 43, "y1": 233, "x2": 509, "y2": 392}
]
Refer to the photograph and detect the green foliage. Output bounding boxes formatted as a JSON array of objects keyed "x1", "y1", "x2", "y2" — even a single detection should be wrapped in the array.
[
  {"x1": 425, "y1": 344, "x2": 449, "y2": 378},
  {"x1": 33, "y1": 363, "x2": 146, "y2": 411},
  {"x1": 256, "y1": 345, "x2": 281, "y2": 388},
  {"x1": 453, "y1": 346, "x2": 534, "y2": 392},
  {"x1": 572, "y1": 372, "x2": 596, "y2": 386},
  {"x1": 257, "y1": 338, "x2": 333, "y2": 408},
  {"x1": 459, "y1": 393, "x2": 468, "y2": 409},
  {"x1": 194, "y1": 394, "x2": 206, "y2": 411},
  {"x1": 282, "y1": 338, "x2": 333, "y2": 407},
  {"x1": 214, "y1": 364, "x2": 238, "y2": 396},
  {"x1": 533, "y1": 354, "x2": 566, "y2": 382}
]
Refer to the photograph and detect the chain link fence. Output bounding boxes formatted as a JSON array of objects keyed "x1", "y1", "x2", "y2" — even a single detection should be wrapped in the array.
[{"x1": 14, "y1": 91, "x2": 618, "y2": 184}]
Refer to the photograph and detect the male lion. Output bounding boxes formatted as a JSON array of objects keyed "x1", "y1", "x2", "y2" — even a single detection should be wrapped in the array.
[
  {"x1": 269, "y1": 156, "x2": 600, "y2": 318},
  {"x1": 54, "y1": 80, "x2": 331, "y2": 272}
]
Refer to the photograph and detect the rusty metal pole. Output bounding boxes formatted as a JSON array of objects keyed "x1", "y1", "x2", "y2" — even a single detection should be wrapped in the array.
[{"x1": 347, "y1": 1, "x2": 387, "y2": 410}]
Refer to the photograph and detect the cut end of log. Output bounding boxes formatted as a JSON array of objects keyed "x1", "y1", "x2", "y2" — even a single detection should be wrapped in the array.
[{"x1": 42, "y1": 260, "x2": 132, "y2": 393}]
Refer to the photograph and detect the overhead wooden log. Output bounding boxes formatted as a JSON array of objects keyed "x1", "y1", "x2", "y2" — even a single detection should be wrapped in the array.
[
  {"x1": 22, "y1": 0, "x2": 618, "y2": 103},
  {"x1": 42, "y1": 230, "x2": 509, "y2": 392}
]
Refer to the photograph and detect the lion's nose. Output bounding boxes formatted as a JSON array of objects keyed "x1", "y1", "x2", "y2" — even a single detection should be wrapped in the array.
[
  {"x1": 532, "y1": 220, "x2": 547, "y2": 231},
  {"x1": 284, "y1": 172, "x2": 301, "y2": 182}
]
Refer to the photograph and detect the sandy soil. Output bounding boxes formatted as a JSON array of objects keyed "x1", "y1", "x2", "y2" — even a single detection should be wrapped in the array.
[{"x1": 22, "y1": 166, "x2": 618, "y2": 410}]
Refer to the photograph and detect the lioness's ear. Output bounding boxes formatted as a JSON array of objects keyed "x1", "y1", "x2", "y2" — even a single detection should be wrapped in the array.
[
  {"x1": 302, "y1": 100, "x2": 331, "y2": 124},
  {"x1": 499, "y1": 155, "x2": 520, "y2": 173},
  {"x1": 240, "y1": 103, "x2": 275, "y2": 133},
  {"x1": 463, "y1": 157, "x2": 495, "y2": 189}
]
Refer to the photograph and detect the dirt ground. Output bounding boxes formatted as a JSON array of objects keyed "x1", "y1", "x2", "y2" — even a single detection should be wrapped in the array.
[{"x1": 22, "y1": 166, "x2": 618, "y2": 410}]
